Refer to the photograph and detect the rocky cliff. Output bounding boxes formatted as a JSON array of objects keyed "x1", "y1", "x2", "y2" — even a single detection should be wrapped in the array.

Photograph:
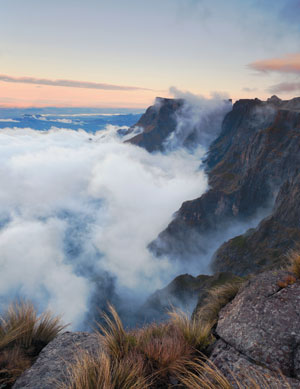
[
  {"x1": 125, "y1": 97, "x2": 184, "y2": 152},
  {"x1": 150, "y1": 95, "x2": 300, "y2": 275}
]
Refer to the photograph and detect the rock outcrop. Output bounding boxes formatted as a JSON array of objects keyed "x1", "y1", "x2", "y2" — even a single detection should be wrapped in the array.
[
  {"x1": 125, "y1": 97, "x2": 184, "y2": 152},
  {"x1": 13, "y1": 332, "x2": 100, "y2": 389},
  {"x1": 209, "y1": 269, "x2": 300, "y2": 387}
]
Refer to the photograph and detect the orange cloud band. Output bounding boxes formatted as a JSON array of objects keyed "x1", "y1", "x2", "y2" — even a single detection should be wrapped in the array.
[{"x1": 249, "y1": 53, "x2": 300, "y2": 74}]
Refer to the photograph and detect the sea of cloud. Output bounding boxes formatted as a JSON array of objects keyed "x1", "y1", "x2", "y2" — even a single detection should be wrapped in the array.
[
  {"x1": 0, "y1": 124, "x2": 209, "y2": 328},
  {"x1": 0, "y1": 91, "x2": 237, "y2": 329}
]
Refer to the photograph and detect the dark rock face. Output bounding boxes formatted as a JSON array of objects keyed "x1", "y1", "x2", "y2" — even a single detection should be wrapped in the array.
[
  {"x1": 210, "y1": 270, "x2": 300, "y2": 385},
  {"x1": 151, "y1": 96, "x2": 300, "y2": 274},
  {"x1": 125, "y1": 97, "x2": 184, "y2": 152},
  {"x1": 13, "y1": 332, "x2": 100, "y2": 389},
  {"x1": 212, "y1": 173, "x2": 300, "y2": 275}
]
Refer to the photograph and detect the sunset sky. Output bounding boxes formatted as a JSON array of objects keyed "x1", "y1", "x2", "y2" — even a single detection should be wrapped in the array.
[{"x1": 1, "y1": 0, "x2": 299, "y2": 108}]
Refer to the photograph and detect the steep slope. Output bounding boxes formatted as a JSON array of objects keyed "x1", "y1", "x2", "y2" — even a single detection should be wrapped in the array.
[
  {"x1": 138, "y1": 272, "x2": 240, "y2": 322},
  {"x1": 125, "y1": 97, "x2": 184, "y2": 152},
  {"x1": 150, "y1": 96, "x2": 300, "y2": 274},
  {"x1": 212, "y1": 171, "x2": 300, "y2": 275}
]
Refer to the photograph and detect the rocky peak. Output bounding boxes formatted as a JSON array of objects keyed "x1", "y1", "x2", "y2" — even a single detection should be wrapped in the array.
[
  {"x1": 267, "y1": 94, "x2": 282, "y2": 105},
  {"x1": 125, "y1": 97, "x2": 184, "y2": 152}
]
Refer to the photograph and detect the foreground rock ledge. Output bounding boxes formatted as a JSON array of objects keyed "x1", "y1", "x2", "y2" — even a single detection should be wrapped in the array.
[
  {"x1": 13, "y1": 332, "x2": 100, "y2": 389},
  {"x1": 210, "y1": 270, "x2": 300, "y2": 387}
]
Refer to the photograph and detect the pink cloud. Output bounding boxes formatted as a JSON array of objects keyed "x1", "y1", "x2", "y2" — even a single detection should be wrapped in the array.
[
  {"x1": 249, "y1": 53, "x2": 300, "y2": 74},
  {"x1": 268, "y1": 81, "x2": 300, "y2": 94}
]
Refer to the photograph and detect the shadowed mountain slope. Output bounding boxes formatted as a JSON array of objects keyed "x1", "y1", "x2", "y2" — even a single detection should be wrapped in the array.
[{"x1": 149, "y1": 96, "x2": 300, "y2": 275}]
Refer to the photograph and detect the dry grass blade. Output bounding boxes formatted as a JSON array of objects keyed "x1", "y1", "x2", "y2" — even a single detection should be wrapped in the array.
[
  {"x1": 0, "y1": 347, "x2": 31, "y2": 386},
  {"x1": 177, "y1": 358, "x2": 292, "y2": 389},
  {"x1": 197, "y1": 280, "x2": 244, "y2": 326},
  {"x1": 136, "y1": 323, "x2": 193, "y2": 378},
  {"x1": 0, "y1": 302, "x2": 37, "y2": 349},
  {"x1": 60, "y1": 350, "x2": 150, "y2": 389},
  {"x1": 0, "y1": 301, "x2": 65, "y2": 387},
  {"x1": 286, "y1": 250, "x2": 300, "y2": 278},
  {"x1": 168, "y1": 309, "x2": 214, "y2": 351},
  {"x1": 34, "y1": 311, "x2": 67, "y2": 346},
  {"x1": 177, "y1": 358, "x2": 233, "y2": 389},
  {"x1": 97, "y1": 303, "x2": 136, "y2": 360}
]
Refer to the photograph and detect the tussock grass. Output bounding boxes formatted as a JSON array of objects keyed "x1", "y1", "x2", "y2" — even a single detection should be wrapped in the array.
[
  {"x1": 63, "y1": 302, "x2": 292, "y2": 389},
  {"x1": 63, "y1": 305, "x2": 214, "y2": 388},
  {"x1": 177, "y1": 359, "x2": 292, "y2": 389},
  {"x1": 134, "y1": 321, "x2": 193, "y2": 381},
  {"x1": 97, "y1": 304, "x2": 136, "y2": 361},
  {"x1": 61, "y1": 351, "x2": 149, "y2": 389},
  {"x1": 168, "y1": 309, "x2": 214, "y2": 351},
  {"x1": 286, "y1": 250, "x2": 300, "y2": 278},
  {"x1": 196, "y1": 280, "x2": 244, "y2": 326},
  {"x1": 0, "y1": 301, "x2": 65, "y2": 387}
]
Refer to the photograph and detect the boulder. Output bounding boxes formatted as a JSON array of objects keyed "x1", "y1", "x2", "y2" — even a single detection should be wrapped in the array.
[
  {"x1": 13, "y1": 332, "x2": 100, "y2": 389},
  {"x1": 210, "y1": 270, "x2": 300, "y2": 385},
  {"x1": 210, "y1": 339, "x2": 300, "y2": 388}
]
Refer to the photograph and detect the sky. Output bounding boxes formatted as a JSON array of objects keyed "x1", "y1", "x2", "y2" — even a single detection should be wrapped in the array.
[{"x1": 0, "y1": 0, "x2": 299, "y2": 108}]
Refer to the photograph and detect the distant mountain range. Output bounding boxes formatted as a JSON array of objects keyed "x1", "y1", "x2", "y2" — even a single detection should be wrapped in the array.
[{"x1": 0, "y1": 107, "x2": 142, "y2": 132}]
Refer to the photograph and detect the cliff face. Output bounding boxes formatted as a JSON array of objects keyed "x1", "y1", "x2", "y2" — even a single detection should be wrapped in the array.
[
  {"x1": 125, "y1": 97, "x2": 184, "y2": 152},
  {"x1": 150, "y1": 96, "x2": 300, "y2": 274}
]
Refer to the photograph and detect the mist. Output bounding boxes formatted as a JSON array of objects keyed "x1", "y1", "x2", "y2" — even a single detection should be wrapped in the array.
[
  {"x1": 0, "y1": 124, "x2": 209, "y2": 328},
  {"x1": 165, "y1": 87, "x2": 232, "y2": 150},
  {"x1": 0, "y1": 92, "x2": 241, "y2": 329}
]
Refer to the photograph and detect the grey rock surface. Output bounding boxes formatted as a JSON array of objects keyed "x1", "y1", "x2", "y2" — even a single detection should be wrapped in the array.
[
  {"x1": 13, "y1": 331, "x2": 100, "y2": 389},
  {"x1": 210, "y1": 339, "x2": 300, "y2": 388},
  {"x1": 213, "y1": 270, "x2": 300, "y2": 383}
]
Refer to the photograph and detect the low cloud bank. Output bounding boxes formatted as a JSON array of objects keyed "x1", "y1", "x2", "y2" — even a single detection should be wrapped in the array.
[
  {"x1": 0, "y1": 94, "x2": 235, "y2": 328},
  {"x1": 0, "y1": 125, "x2": 208, "y2": 328}
]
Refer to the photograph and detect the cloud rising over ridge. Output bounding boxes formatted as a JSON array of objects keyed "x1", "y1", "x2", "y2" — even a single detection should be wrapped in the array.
[{"x1": 166, "y1": 87, "x2": 232, "y2": 150}]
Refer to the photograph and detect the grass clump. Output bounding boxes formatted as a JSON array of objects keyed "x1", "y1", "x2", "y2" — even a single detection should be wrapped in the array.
[
  {"x1": 178, "y1": 359, "x2": 291, "y2": 389},
  {"x1": 63, "y1": 303, "x2": 294, "y2": 388},
  {"x1": 0, "y1": 301, "x2": 66, "y2": 387},
  {"x1": 64, "y1": 304, "x2": 214, "y2": 388},
  {"x1": 286, "y1": 250, "x2": 300, "y2": 278},
  {"x1": 195, "y1": 279, "x2": 244, "y2": 326},
  {"x1": 61, "y1": 351, "x2": 149, "y2": 389},
  {"x1": 168, "y1": 309, "x2": 213, "y2": 351}
]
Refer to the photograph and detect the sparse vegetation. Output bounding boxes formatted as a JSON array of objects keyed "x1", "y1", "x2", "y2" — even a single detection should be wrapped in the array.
[
  {"x1": 286, "y1": 250, "x2": 300, "y2": 278},
  {"x1": 168, "y1": 309, "x2": 213, "y2": 350},
  {"x1": 195, "y1": 279, "x2": 244, "y2": 326},
  {"x1": 230, "y1": 235, "x2": 247, "y2": 250},
  {"x1": 61, "y1": 304, "x2": 215, "y2": 388},
  {"x1": 3, "y1": 272, "x2": 295, "y2": 388},
  {"x1": 62, "y1": 304, "x2": 292, "y2": 388},
  {"x1": 178, "y1": 359, "x2": 291, "y2": 389},
  {"x1": 277, "y1": 274, "x2": 296, "y2": 288},
  {"x1": 61, "y1": 281, "x2": 245, "y2": 388},
  {"x1": 0, "y1": 301, "x2": 66, "y2": 387},
  {"x1": 61, "y1": 351, "x2": 149, "y2": 389}
]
